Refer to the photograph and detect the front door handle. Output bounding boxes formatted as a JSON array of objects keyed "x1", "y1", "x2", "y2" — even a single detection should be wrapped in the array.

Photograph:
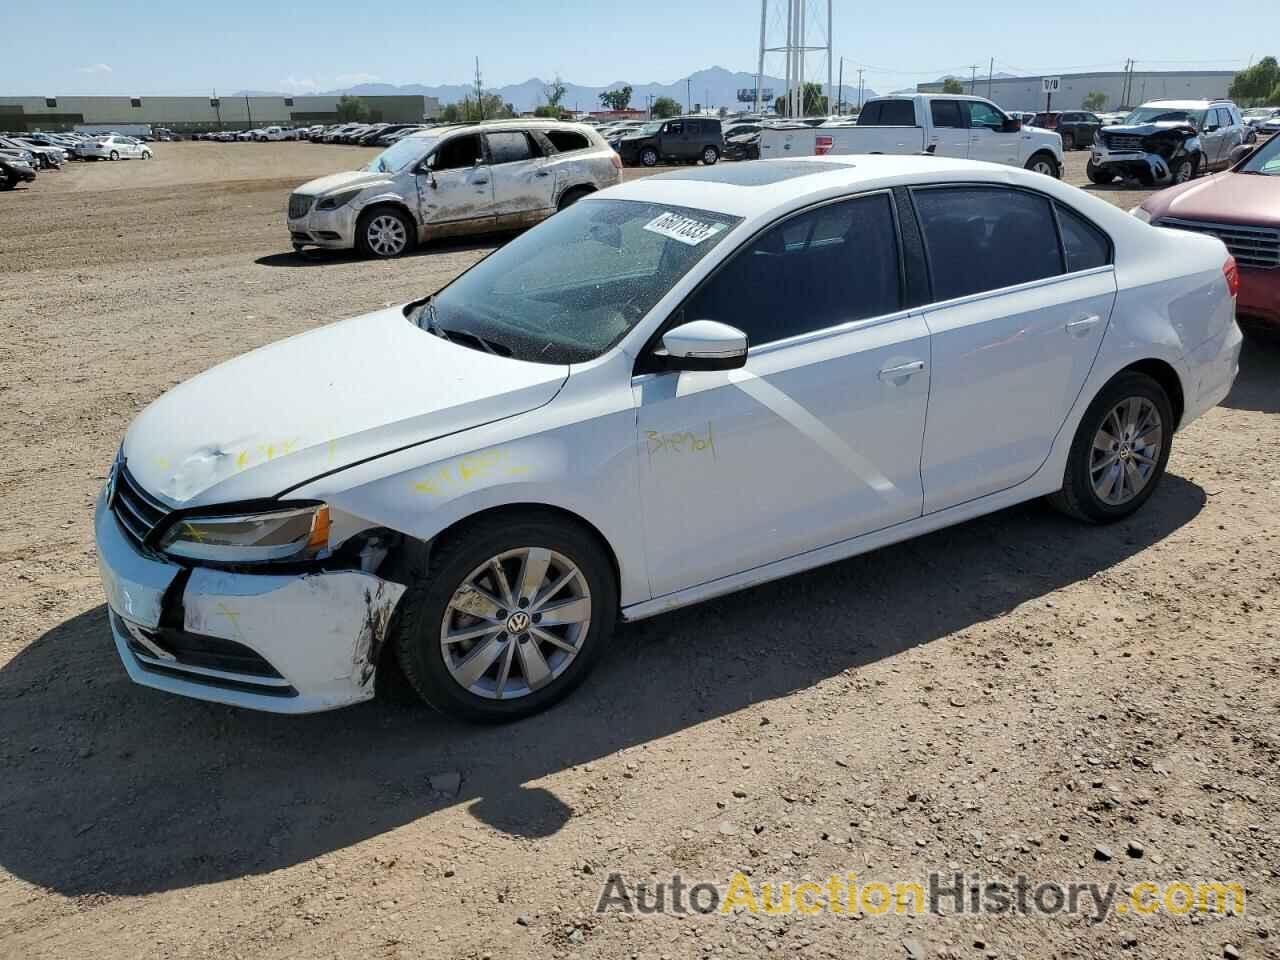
[
  {"x1": 1066, "y1": 314, "x2": 1101, "y2": 336},
  {"x1": 472, "y1": 177, "x2": 489, "y2": 185},
  {"x1": 878, "y1": 360, "x2": 926, "y2": 381},
  {"x1": 535, "y1": 170, "x2": 550, "y2": 177}
]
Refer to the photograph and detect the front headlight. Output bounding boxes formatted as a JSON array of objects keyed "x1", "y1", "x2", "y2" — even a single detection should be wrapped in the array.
[
  {"x1": 316, "y1": 188, "x2": 364, "y2": 211},
  {"x1": 1130, "y1": 206, "x2": 1152, "y2": 223},
  {"x1": 160, "y1": 504, "x2": 330, "y2": 563}
]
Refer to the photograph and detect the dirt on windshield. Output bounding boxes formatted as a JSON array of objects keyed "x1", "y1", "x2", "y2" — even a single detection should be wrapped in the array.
[{"x1": 1, "y1": 143, "x2": 1278, "y2": 960}]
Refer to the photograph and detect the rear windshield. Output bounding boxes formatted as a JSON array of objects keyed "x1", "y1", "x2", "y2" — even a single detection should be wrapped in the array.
[{"x1": 858, "y1": 100, "x2": 916, "y2": 126}]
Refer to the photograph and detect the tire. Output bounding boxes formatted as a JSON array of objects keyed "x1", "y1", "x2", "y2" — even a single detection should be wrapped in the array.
[
  {"x1": 1169, "y1": 155, "x2": 1197, "y2": 184},
  {"x1": 557, "y1": 185, "x2": 593, "y2": 211},
  {"x1": 393, "y1": 513, "x2": 618, "y2": 723},
  {"x1": 142, "y1": 150, "x2": 152, "y2": 160},
  {"x1": 1047, "y1": 371, "x2": 1174, "y2": 524},
  {"x1": 1086, "y1": 159, "x2": 1113, "y2": 184},
  {"x1": 640, "y1": 147, "x2": 659, "y2": 167},
  {"x1": 355, "y1": 205, "x2": 415, "y2": 259},
  {"x1": 109, "y1": 150, "x2": 119, "y2": 161},
  {"x1": 1024, "y1": 152, "x2": 1058, "y2": 177},
  {"x1": 702, "y1": 145, "x2": 720, "y2": 165},
  {"x1": 0, "y1": 174, "x2": 14, "y2": 191},
  {"x1": 1062, "y1": 132, "x2": 1075, "y2": 151}
]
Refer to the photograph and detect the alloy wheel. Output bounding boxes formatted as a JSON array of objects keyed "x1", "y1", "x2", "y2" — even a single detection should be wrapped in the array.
[
  {"x1": 366, "y1": 214, "x2": 408, "y2": 257},
  {"x1": 440, "y1": 547, "x2": 592, "y2": 700},
  {"x1": 1033, "y1": 159, "x2": 1054, "y2": 175},
  {"x1": 1090, "y1": 397, "x2": 1163, "y2": 506}
]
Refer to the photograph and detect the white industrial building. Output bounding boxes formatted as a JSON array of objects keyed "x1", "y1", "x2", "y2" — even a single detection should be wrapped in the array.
[
  {"x1": 917, "y1": 70, "x2": 1236, "y2": 113},
  {"x1": 0, "y1": 94, "x2": 441, "y2": 133}
]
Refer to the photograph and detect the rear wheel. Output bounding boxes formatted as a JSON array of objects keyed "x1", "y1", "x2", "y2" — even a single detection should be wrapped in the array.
[
  {"x1": 393, "y1": 514, "x2": 618, "y2": 723},
  {"x1": 702, "y1": 145, "x2": 720, "y2": 165},
  {"x1": 640, "y1": 147, "x2": 659, "y2": 167},
  {"x1": 1048, "y1": 372, "x2": 1173, "y2": 523},
  {"x1": 557, "y1": 185, "x2": 593, "y2": 211},
  {"x1": 109, "y1": 150, "x2": 119, "y2": 161},
  {"x1": 356, "y1": 206, "x2": 414, "y2": 259},
  {"x1": 1086, "y1": 159, "x2": 1113, "y2": 184},
  {"x1": 1062, "y1": 132, "x2": 1076, "y2": 150}
]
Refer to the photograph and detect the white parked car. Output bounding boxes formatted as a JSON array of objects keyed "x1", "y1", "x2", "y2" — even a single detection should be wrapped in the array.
[
  {"x1": 761, "y1": 94, "x2": 1065, "y2": 177},
  {"x1": 96, "y1": 156, "x2": 1242, "y2": 721},
  {"x1": 80, "y1": 135, "x2": 152, "y2": 161},
  {"x1": 287, "y1": 120, "x2": 623, "y2": 257},
  {"x1": 256, "y1": 126, "x2": 289, "y2": 142}
]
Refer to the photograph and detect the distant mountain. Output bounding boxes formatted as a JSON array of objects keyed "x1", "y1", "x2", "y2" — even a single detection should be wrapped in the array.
[{"x1": 259, "y1": 66, "x2": 878, "y2": 113}]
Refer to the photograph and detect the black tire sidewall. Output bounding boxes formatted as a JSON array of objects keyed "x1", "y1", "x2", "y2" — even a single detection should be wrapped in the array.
[
  {"x1": 1064, "y1": 373, "x2": 1174, "y2": 523},
  {"x1": 394, "y1": 518, "x2": 618, "y2": 723}
]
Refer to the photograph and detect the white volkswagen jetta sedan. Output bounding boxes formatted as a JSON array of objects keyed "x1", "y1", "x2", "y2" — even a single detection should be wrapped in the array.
[{"x1": 96, "y1": 156, "x2": 1242, "y2": 722}]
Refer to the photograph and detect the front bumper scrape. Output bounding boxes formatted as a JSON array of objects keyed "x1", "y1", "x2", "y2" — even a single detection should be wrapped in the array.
[{"x1": 96, "y1": 491, "x2": 406, "y2": 713}]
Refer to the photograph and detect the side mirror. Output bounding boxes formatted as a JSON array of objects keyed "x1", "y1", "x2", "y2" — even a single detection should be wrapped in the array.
[
  {"x1": 657, "y1": 320, "x2": 747, "y2": 371},
  {"x1": 1203, "y1": 124, "x2": 1218, "y2": 133},
  {"x1": 1002, "y1": 118, "x2": 1022, "y2": 133},
  {"x1": 1227, "y1": 143, "x2": 1253, "y2": 166}
]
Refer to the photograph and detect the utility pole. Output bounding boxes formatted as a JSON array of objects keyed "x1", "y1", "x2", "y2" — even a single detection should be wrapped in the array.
[
  {"x1": 826, "y1": 0, "x2": 833, "y2": 118},
  {"x1": 474, "y1": 57, "x2": 484, "y2": 120},
  {"x1": 244, "y1": 93, "x2": 252, "y2": 129},
  {"x1": 837, "y1": 57, "x2": 843, "y2": 114},
  {"x1": 969, "y1": 64, "x2": 978, "y2": 95},
  {"x1": 857, "y1": 68, "x2": 864, "y2": 110},
  {"x1": 755, "y1": 0, "x2": 767, "y2": 114},
  {"x1": 988, "y1": 57, "x2": 994, "y2": 98},
  {"x1": 687, "y1": 77, "x2": 692, "y2": 115},
  {"x1": 213, "y1": 88, "x2": 222, "y2": 130}
]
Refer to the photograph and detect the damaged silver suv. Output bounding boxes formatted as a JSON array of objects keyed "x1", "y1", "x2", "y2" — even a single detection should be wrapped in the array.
[
  {"x1": 1087, "y1": 99, "x2": 1246, "y2": 187},
  {"x1": 287, "y1": 120, "x2": 623, "y2": 258}
]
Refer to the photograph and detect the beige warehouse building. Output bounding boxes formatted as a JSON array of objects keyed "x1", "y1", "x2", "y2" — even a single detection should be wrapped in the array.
[
  {"x1": 0, "y1": 94, "x2": 440, "y2": 133},
  {"x1": 917, "y1": 70, "x2": 1235, "y2": 113}
]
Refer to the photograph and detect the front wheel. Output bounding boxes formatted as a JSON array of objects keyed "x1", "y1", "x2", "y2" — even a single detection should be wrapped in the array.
[
  {"x1": 109, "y1": 150, "x2": 119, "y2": 161},
  {"x1": 1024, "y1": 152, "x2": 1058, "y2": 177},
  {"x1": 356, "y1": 206, "x2": 414, "y2": 259},
  {"x1": 702, "y1": 145, "x2": 720, "y2": 165},
  {"x1": 1048, "y1": 372, "x2": 1173, "y2": 524},
  {"x1": 393, "y1": 514, "x2": 618, "y2": 722},
  {"x1": 1086, "y1": 159, "x2": 1113, "y2": 184},
  {"x1": 142, "y1": 150, "x2": 152, "y2": 160},
  {"x1": 1170, "y1": 155, "x2": 1197, "y2": 184},
  {"x1": 640, "y1": 148, "x2": 659, "y2": 167}
]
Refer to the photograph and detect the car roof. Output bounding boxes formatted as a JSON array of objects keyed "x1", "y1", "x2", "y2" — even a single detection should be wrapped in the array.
[
  {"x1": 597, "y1": 155, "x2": 1090, "y2": 222},
  {"x1": 404, "y1": 119, "x2": 598, "y2": 139},
  {"x1": 1140, "y1": 99, "x2": 1228, "y2": 109}
]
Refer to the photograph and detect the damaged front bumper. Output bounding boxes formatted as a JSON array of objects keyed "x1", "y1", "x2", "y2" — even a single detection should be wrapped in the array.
[
  {"x1": 94, "y1": 490, "x2": 405, "y2": 713},
  {"x1": 1090, "y1": 145, "x2": 1174, "y2": 184},
  {"x1": 287, "y1": 203, "x2": 359, "y2": 250}
]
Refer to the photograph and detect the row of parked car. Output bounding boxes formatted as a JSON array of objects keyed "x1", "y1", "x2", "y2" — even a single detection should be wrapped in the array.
[
  {"x1": 0, "y1": 130, "x2": 159, "y2": 189},
  {"x1": 192, "y1": 122, "x2": 440, "y2": 148}
]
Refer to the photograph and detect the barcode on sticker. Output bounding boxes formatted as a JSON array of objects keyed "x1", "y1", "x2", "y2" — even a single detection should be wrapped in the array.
[{"x1": 643, "y1": 212, "x2": 726, "y2": 246}]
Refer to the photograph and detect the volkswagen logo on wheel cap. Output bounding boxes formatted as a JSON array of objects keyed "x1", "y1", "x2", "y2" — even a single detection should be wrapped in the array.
[{"x1": 506, "y1": 611, "x2": 531, "y2": 634}]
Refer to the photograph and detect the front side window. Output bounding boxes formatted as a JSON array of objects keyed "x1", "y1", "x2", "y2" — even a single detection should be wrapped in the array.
[
  {"x1": 485, "y1": 131, "x2": 534, "y2": 164},
  {"x1": 967, "y1": 102, "x2": 1005, "y2": 130},
  {"x1": 914, "y1": 187, "x2": 1063, "y2": 302},
  {"x1": 419, "y1": 200, "x2": 741, "y2": 364},
  {"x1": 665, "y1": 121, "x2": 684, "y2": 136},
  {"x1": 432, "y1": 134, "x2": 484, "y2": 170},
  {"x1": 679, "y1": 193, "x2": 902, "y2": 348}
]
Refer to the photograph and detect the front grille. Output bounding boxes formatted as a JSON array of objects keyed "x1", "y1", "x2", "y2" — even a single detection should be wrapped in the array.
[
  {"x1": 288, "y1": 193, "x2": 313, "y2": 219},
  {"x1": 1155, "y1": 217, "x2": 1280, "y2": 270},
  {"x1": 111, "y1": 462, "x2": 172, "y2": 545},
  {"x1": 1104, "y1": 133, "x2": 1145, "y2": 151}
]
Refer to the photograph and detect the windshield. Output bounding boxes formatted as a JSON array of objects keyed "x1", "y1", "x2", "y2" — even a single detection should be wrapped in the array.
[
  {"x1": 413, "y1": 199, "x2": 742, "y2": 364},
  {"x1": 1123, "y1": 107, "x2": 1205, "y2": 127},
  {"x1": 1239, "y1": 134, "x2": 1280, "y2": 175},
  {"x1": 365, "y1": 135, "x2": 439, "y2": 173}
]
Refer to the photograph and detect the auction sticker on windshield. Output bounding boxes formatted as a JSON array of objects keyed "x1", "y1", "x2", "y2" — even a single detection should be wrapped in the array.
[{"x1": 644, "y1": 212, "x2": 729, "y2": 246}]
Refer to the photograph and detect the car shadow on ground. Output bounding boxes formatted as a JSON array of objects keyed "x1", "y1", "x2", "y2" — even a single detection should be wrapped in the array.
[
  {"x1": 253, "y1": 234, "x2": 511, "y2": 269},
  {"x1": 0, "y1": 478, "x2": 1206, "y2": 898},
  {"x1": 1222, "y1": 326, "x2": 1280, "y2": 414}
]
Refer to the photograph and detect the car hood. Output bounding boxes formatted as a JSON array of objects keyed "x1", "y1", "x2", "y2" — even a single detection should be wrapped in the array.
[
  {"x1": 1144, "y1": 171, "x2": 1280, "y2": 228},
  {"x1": 294, "y1": 169, "x2": 395, "y2": 197},
  {"x1": 123, "y1": 306, "x2": 569, "y2": 507},
  {"x1": 1102, "y1": 121, "x2": 1196, "y2": 138}
]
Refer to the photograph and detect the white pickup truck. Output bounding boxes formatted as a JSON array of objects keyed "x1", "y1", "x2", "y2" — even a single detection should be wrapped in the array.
[{"x1": 760, "y1": 94, "x2": 1064, "y2": 177}]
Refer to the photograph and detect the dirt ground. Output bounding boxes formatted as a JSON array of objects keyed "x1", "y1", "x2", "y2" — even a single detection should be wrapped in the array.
[{"x1": 1, "y1": 143, "x2": 1278, "y2": 960}]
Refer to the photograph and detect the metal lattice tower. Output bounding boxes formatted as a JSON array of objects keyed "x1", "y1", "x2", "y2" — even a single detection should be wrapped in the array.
[{"x1": 756, "y1": 0, "x2": 833, "y2": 117}]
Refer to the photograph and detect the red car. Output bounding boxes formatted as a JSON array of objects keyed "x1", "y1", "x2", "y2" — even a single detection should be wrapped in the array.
[{"x1": 1135, "y1": 135, "x2": 1280, "y2": 327}]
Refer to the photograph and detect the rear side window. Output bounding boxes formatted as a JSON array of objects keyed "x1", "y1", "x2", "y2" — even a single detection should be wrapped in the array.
[
  {"x1": 681, "y1": 193, "x2": 902, "y2": 347},
  {"x1": 913, "y1": 187, "x2": 1063, "y2": 301},
  {"x1": 1055, "y1": 202, "x2": 1111, "y2": 272},
  {"x1": 931, "y1": 100, "x2": 964, "y2": 128},
  {"x1": 545, "y1": 129, "x2": 590, "y2": 152},
  {"x1": 485, "y1": 131, "x2": 534, "y2": 164},
  {"x1": 878, "y1": 100, "x2": 915, "y2": 125}
]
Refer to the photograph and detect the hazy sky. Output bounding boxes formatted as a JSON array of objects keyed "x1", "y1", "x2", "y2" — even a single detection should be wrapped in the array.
[{"x1": 2, "y1": 0, "x2": 1271, "y2": 97}]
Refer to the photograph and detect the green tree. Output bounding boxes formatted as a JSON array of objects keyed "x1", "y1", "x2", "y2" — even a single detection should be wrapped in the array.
[
  {"x1": 599, "y1": 85, "x2": 634, "y2": 111},
  {"x1": 335, "y1": 94, "x2": 370, "y2": 122},
  {"x1": 773, "y1": 83, "x2": 828, "y2": 116},
  {"x1": 1082, "y1": 90, "x2": 1107, "y2": 111},
  {"x1": 441, "y1": 94, "x2": 511, "y2": 123},
  {"x1": 1230, "y1": 56, "x2": 1280, "y2": 106},
  {"x1": 652, "y1": 96, "x2": 681, "y2": 119},
  {"x1": 545, "y1": 75, "x2": 567, "y2": 110},
  {"x1": 941, "y1": 77, "x2": 965, "y2": 95},
  {"x1": 533, "y1": 104, "x2": 564, "y2": 118}
]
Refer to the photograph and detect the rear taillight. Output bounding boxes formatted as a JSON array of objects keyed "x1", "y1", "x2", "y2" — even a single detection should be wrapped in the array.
[
  {"x1": 1224, "y1": 256, "x2": 1240, "y2": 297},
  {"x1": 815, "y1": 135, "x2": 834, "y2": 156}
]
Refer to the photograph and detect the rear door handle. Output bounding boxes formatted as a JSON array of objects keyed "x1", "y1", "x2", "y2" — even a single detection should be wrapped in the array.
[
  {"x1": 1066, "y1": 314, "x2": 1101, "y2": 336},
  {"x1": 878, "y1": 360, "x2": 926, "y2": 381}
]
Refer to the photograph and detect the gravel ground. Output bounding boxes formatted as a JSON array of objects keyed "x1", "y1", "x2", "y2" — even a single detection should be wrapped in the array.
[{"x1": 1, "y1": 143, "x2": 1277, "y2": 960}]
